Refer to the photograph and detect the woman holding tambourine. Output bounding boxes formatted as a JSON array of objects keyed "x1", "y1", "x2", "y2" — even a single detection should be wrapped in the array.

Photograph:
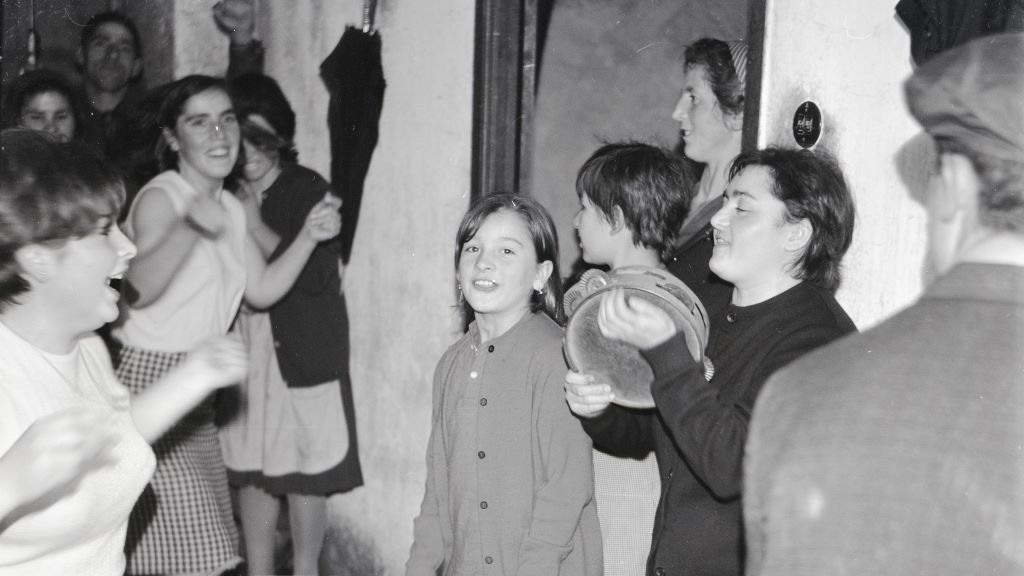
[{"x1": 565, "y1": 148, "x2": 858, "y2": 576}]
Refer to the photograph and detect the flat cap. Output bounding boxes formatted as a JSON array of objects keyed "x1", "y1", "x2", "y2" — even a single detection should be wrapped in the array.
[{"x1": 905, "y1": 32, "x2": 1024, "y2": 163}]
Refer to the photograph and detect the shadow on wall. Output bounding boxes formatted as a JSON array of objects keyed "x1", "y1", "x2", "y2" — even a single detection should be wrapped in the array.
[
  {"x1": 895, "y1": 131, "x2": 937, "y2": 207},
  {"x1": 322, "y1": 522, "x2": 387, "y2": 576}
]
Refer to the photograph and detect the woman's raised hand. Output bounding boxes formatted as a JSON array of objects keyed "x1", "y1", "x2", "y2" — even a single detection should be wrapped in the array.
[
  {"x1": 598, "y1": 288, "x2": 677, "y2": 350},
  {"x1": 180, "y1": 335, "x2": 248, "y2": 392},
  {"x1": 301, "y1": 192, "x2": 343, "y2": 243},
  {"x1": 185, "y1": 193, "x2": 229, "y2": 238},
  {"x1": 212, "y1": 0, "x2": 255, "y2": 45}
]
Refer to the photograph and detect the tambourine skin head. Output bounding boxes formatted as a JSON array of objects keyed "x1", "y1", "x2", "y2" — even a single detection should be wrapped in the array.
[{"x1": 563, "y1": 266, "x2": 709, "y2": 409}]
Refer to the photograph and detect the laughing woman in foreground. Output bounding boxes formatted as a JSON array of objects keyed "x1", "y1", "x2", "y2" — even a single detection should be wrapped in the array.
[{"x1": 0, "y1": 129, "x2": 246, "y2": 575}]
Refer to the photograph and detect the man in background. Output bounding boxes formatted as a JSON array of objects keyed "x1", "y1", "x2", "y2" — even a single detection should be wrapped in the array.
[
  {"x1": 743, "y1": 32, "x2": 1024, "y2": 576},
  {"x1": 77, "y1": 0, "x2": 262, "y2": 159}
]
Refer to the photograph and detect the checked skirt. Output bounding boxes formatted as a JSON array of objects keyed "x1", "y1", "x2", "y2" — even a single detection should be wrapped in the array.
[{"x1": 116, "y1": 344, "x2": 241, "y2": 575}]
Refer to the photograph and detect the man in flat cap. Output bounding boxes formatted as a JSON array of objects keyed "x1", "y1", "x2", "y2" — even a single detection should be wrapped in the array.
[{"x1": 742, "y1": 32, "x2": 1024, "y2": 576}]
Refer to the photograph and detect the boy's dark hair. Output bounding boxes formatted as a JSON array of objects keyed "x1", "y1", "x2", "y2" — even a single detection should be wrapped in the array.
[
  {"x1": 576, "y1": 142, "x2": 696, "y2": 259},
  {"x1": 80, "y1": 11, "x2": 143, "y2": 59},
  {"x1": 729, "y1": 147, "x2": 855, "y2": 293}
]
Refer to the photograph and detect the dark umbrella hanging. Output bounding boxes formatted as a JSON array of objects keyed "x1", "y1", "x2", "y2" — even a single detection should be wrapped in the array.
[{"x1": 320, "y1": 0, "x2": 385, "y2": 264}]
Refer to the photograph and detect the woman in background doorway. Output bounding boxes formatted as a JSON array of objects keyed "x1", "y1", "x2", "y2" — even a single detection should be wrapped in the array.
[{"x1": 667, "y1": 37, "x2": 748, "y2": 319}]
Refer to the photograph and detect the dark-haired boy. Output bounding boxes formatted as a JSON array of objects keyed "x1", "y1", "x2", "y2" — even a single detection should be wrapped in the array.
[{"x1": 566, "y1": 142, "x2": 695, "y2": 573}]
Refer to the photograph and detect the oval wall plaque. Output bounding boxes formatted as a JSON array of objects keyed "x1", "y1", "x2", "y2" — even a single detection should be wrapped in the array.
[{"x1": 792, "y1": 101, "x2": 822, "y2": 149}]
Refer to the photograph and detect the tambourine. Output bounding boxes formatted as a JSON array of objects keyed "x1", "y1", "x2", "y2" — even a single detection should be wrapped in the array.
[{"x1": 563, "y1": 266, "x2": 710, "y2": 409}]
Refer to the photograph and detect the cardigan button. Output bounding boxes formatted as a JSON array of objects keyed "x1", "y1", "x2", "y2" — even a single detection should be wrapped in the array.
[
  {"x1": 485, "y1": 556, "x2": 494, "y2": 564},
  {"x1": 487, "y1": 344, "x2": 495, "y2": 353},
  {"x1": 479, "y1": 398, "x2": 487, "y2": 406},
  {"x1": 478, "y1": 451, "x2": 486, "y2": 459},
  {"x1": 480, "y1": 501, "x2": 488, "y2": 509},
  {"x1": 725, "y1": 312, "x2": 736, "y2": 323},
  {"x1": 655, "y1": 568, "x2": 665, "y2": 576}
]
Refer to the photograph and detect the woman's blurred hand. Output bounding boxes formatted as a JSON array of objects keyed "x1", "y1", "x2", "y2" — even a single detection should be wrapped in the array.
[
  {"x1": 0, "y1": 407, "x2": 118, "y2": 522},
  {"x1": 301, "y1": 192, "x2": 342, "y2": 243},
  {"x1": 180, "y1": 335, "x2": 248, "y2": 392},
  {"x1": 212, "y1": 0, "x2": 255, "y2": 45},
  {"x1": 185, "y1": 193, "x2": 229, "y2": 238}
]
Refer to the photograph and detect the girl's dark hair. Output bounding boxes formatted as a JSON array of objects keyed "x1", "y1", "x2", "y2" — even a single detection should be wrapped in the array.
[
  {"x1": 729, "y1": 147, "x2": 855, "y2": 293},
  {"x1": 684, "y1": 38, "x2": 746, "y2": 117},
  {"x1": 1, "y1": 69, "x2": 82, "y2": 136},
  {"x1": 0, "y1": 129, "x2": 124, "y2": 308},
  {"x1": 454, "y1": 193, "x2": 565, "y2": 324},
  {"x1": 576, "y1": 142, "x2": 696, "y2": 260}
]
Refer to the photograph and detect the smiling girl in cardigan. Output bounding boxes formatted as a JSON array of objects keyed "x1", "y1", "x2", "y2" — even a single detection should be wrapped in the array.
[{"x1": 405, "y1": 193, "x2": 601, "y2": 576}]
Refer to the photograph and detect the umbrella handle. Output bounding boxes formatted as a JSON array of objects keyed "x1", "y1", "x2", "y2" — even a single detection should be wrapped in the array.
[{"x1": 362, "y1": 0, "x2": 378, "y2": 33}]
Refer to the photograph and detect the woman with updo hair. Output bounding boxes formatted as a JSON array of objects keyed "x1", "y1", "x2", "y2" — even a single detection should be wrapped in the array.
[
  {"x1": 0, "y1": 129, "x2": 246, "y2": 574},
  {"x1": 666, "y1": 37, "x2": 750, "y2": 319}
]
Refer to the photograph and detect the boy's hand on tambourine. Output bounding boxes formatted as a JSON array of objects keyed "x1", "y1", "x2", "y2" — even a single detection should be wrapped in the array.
[
  {"x1": 598, "y1": 288, "x2": 677, "y2": 350},
  {"x1": 564, "y1": 370, "x2": 614, "y2": 418}
]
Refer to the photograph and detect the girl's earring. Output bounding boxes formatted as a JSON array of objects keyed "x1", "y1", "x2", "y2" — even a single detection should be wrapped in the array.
[{"x1": 457, "y1": 283, "x2": 464, "y2": 305}]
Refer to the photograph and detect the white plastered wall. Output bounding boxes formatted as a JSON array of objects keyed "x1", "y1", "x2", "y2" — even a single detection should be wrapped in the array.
[
  {"x1": 757, "y1": 0, "x2": 929, "y2": 328},
  {"x1": 169, "y1": 0, "x2": 474, "y2": 570}
]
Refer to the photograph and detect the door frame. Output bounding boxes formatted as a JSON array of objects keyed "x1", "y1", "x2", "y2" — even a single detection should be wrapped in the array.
[{"x1": 471, "y1": 0, "x2": 539, "y2": 199}]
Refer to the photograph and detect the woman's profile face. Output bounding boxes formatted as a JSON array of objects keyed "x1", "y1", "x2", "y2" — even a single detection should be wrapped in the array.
[
  {"x1": 20, "y1": 90, "x2": 76, "y2": 143},
  {"x1": 671, "y1": 64, "x2": 739, "y2": 164},
  {"x1": 709, "y1": 165, "x2": 803, "y2": 289},
  {"x1": 164, "y1": 87, "x2": 239, "y2": 185},
  {"x1": 47, "y1": 216, "x2": 136, "y2": 333}
]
